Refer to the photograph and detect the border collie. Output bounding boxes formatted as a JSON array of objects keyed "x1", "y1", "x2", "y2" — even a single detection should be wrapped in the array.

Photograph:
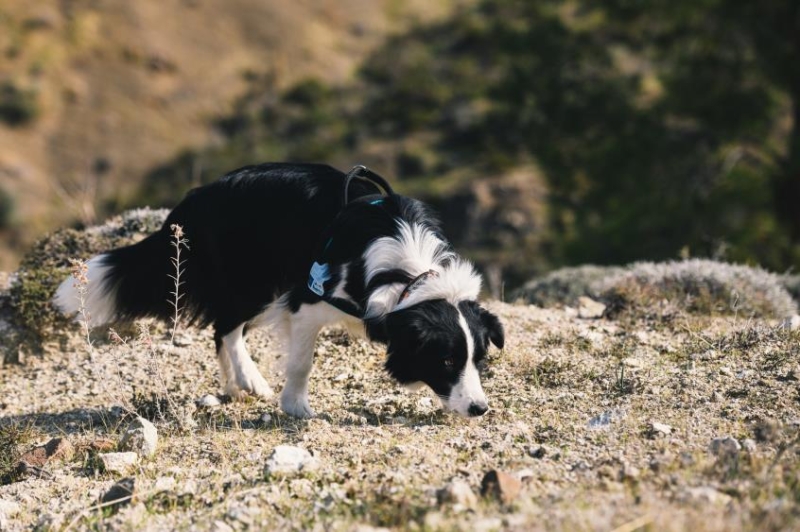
[{"x1": 54, "y1": 163, "x2": 504, "y2": 418}]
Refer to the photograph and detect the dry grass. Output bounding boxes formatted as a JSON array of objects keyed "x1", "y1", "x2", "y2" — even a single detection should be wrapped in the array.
[{"x1": 2, "y1": 301, "x2": 799, "y2": 530}]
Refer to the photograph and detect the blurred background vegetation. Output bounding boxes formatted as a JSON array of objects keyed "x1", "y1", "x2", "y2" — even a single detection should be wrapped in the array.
[{"x1": 1, "y1": 0, "x2": 798, "y2": 295}]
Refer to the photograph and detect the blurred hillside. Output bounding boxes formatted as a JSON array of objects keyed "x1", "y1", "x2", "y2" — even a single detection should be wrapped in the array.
[
  {"x1": 2, "y1": 0, "x2": 799, "y2": 291},
  {"x1": 0, "y1": 0, "x2": 456, "y2": 269}
]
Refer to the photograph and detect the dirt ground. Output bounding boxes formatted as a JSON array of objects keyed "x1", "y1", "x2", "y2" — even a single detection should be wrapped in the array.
[{"x1": 1, "y1": 298, "x2": 800, "y2": 531}]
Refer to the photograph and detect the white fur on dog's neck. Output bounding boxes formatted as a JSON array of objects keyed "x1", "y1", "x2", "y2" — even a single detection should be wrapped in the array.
[{"x1": 363, "y1": 221, "x2": 481, "y2": 318}]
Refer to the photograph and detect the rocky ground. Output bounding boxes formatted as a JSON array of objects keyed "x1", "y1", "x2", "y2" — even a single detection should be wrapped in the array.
[{"x1": 1, "y1": 292, "x2": 800, "y2": 531}]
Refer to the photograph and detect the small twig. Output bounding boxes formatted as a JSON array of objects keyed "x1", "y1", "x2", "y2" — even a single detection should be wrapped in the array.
[
  {"x1": 68, "y1": 258, "x2": 93, "y2": 350},
  {"x1": 168, "y1": 224, "x2": 189, "y2": 343}
]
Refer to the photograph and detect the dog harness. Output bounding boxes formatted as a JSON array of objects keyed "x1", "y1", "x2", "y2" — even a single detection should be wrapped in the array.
[{"x1": 307, "y1": 165, "x2": 436, "y2": 318}]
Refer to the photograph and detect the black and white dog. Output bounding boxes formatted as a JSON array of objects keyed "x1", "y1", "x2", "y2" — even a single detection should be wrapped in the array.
[{"x1": 54, "y1": 163, "x2": 504, "y2": 418}]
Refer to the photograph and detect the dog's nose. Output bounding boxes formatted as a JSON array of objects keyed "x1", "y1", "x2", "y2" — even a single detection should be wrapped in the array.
[{"x1": 467, "y1": 402, "x2": 489, "y2": 417}]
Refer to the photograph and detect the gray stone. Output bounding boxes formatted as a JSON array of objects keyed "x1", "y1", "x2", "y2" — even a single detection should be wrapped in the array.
[
  {"x1": 437, "y1": 479, "x2": 477, "y2": 508},
  {"x1": 577, "y1": 296, "x2": 606, "y2": 319},
  {"x1": 264, "y1": 445, "x2": 319, "y2": 476},
  {"x1": 119, "y1": 417, "x2": 158, "y2": 458},
  {"x1": 197, "y1": 394, "x2": 222, "y2": 408},
  {"x1": 681, "y1": 486, "x2": 732, "y2": 506},
  {"x1": 742, "y1": 438, "x2": 757, "y2": 452},
  {"x1": 210, "y1": 520, "x2": 235, "y2": 532},
  {"x1": 709, "y1": 436, "x2": 741, "y2": 457},
  {"x1": 99, "y1": 452, "x2": 138, "y2": 474},
  {"x1": 649, "y1": 422, "x2": 672, "y2": 438}
]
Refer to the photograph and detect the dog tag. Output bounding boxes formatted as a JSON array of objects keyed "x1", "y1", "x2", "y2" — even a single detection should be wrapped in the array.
[{"x1": 308, "y1": 261, "x2": 331, "y2": 296}]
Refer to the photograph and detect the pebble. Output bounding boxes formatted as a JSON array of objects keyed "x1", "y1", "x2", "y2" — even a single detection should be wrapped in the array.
[
  {"x1": 742, "y1": 438, "x2": 757, "y2": 452},
  {"x1": 17, "y1": 437, "x2": 75, "y2": 469},
  {"x1": 577, "y1": 296, "x2": 606, "y2": 319},
  {"x1": 588, "y1": 409, "x2": 625, "y2": 429},
  {"x1": 649, "y1": 422, "x2": 672, "y2": 438},
  {"x1": 781, "y1": 315, "x2": 800, "y2": 331},
  {"x1": 172, "y1": 333, "x2": 194, "y2": 347},
  {"x1": 480, "y1": 469, "x2": 522, "y2": 505},
  {"x1": 709, "y1": 436, "x2": 741, "y2": 457},
  {"x1": 437, "y1": 479, "x2": 477, "y2": 508},
  {"x1": 260, "y1": 413, "x2": 272, "y2": 424},
  {"x1": 119, "y1": 417, "x2": 158, "y2": 458},
  {"x1": 99, "y1": 452, "x2": 138, "y2": 474},
  {"x1": 197, "y1": 394, "x2": 222, "y2": 408},
  {"x1": 210, "y1": 520, "x2": 235, "y2": 532},
  {"x1": 264, "y1": 445, "x2": 319, "y2": 476},
  {"x1": 681, "y1": 486, "x2": 732, "y2": 506},
  {"x1": 527, "y1": 445, "x2": 547, "y2": 459}
]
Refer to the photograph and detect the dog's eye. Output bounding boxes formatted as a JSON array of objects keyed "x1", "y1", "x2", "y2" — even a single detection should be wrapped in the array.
[{"x1": 443, "y1": 356, "x2": 455, "y2": 369}]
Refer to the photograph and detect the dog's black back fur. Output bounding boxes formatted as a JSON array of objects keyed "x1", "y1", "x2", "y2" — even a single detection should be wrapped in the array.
[{"x1": 103, "y1": 163, "x2": 440, "y2": 337}]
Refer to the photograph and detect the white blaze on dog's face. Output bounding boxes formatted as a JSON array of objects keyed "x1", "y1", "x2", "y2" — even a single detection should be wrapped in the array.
[{"x1": 384, "y1": 300, "x2": 504, "y2": 417}]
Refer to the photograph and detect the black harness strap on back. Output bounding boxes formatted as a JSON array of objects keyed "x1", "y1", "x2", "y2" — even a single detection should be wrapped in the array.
[{"x1": 307, "y1": 165, "x2": 397, "y2": 319}]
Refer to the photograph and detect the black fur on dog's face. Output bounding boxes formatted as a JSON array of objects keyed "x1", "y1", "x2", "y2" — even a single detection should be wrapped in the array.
[{"x1": 383, "y1": 299, "x2": 504, "y2": 417}]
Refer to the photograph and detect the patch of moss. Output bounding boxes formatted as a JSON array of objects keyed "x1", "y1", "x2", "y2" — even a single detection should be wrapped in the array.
[{"x1": 8, "y1": 208, "x2": 168, "y2": 351}]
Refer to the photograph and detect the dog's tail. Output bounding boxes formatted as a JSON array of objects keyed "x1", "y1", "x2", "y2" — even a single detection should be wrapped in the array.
[{"x1": 53, "y1": 229, "x2": 173, "y2": 327}]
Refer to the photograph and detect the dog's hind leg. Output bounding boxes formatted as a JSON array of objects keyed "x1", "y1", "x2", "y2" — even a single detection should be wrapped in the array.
[
  {"x1": 220, "y1": 324, "x2": 274, "y2": 400},
  {"x1": 280, "y1": 309, "x2": 326, "y2": 418},
  {"x1": 214, "y1": 332, "x2": 234, "y2": 396}
]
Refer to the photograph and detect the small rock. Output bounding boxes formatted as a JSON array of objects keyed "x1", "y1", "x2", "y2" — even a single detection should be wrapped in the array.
[
  {"x1": 260, "y1": 413, "x2": 272, "y2": 424},
  {"x1": 17, "y1": 437, "x2": 75, "y2": 468},
  {"x1": 154, "y1": 476, "x2": 176, "y2": 492},
  {"x1": 473, "y1": 517, "x2": 504, "y2": 532},
  {"x1": 210, "y1": 520, "x2": 235, "y2": 532},
  {"x1": 264, "y1": 445, "x2": 319, "y2": 476},
  {"x1": 681, "y1": 486, "x2": 732, "y2": 506},
  {"x1": 742, "y1": 438, "x2": 757, "y2": 452},
  {"x1": 648, "y1": 422, "x2": 672, "y2": 438},
  {"x1": 197, "y1": 394, "x2": 222, "y2": 408},
  {"x1": 100, "y1": 477, "x2": 136, "y2": 511},
  {"x1": 480, "y1": 470, "x2": 522, "y2": 505},
  {"x1": 99, "y1": 452, "x2": 138, "y2": 474},
  {"x1": 709, "y1": 436, "x2": 741, "y2": 457},
  {"x1": 528, "y1": 445, "x2": 547, "y2": 459},
  {"x1": 781, "y1": 315, "x2": 800, "y2": 331},
  {"x1": 619, "y1": 463, "x2": 640, "y2": 481},
  {"x1": 437, "y1": 478, "x2": 477, "y2": 508},
  {"x1": 588, "y1": 409, "x2": 624, "y2": 429},
  {"x1": 577, "y1": 296, "x2": 606, "y2": 319},
  {"x1": 172, "y1": 333, "x2": 194, "y2": 347},
  {"x1": 119, "y1": 417, "x2": 158, "y2": 458},
  {"x1": 36, "y1": 513, "x2": 66, "y2": 530},
  {"x1": 0, "y1": 499, "x2": 20, "y2": 527}
]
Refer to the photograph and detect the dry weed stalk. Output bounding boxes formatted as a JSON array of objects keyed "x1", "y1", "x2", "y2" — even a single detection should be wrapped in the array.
[
  {"x1": 67, "y1": 258, "x2": 93, "y2": 349},
  {"x1": 168, "y1": 223, "x2": 189, "y2": 343}
]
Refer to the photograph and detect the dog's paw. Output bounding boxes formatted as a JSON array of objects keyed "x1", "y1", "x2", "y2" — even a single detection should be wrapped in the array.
[
  {"x1": 225, "y1": 378, "x2": 274, "y2": 401},
  {"x1": 280, "y1": 392, "x2": 316, "y2": 418}
]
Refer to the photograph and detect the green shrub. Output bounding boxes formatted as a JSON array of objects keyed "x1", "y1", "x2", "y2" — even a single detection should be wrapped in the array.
[{"x1": 9, "y1": 208, "x2": 168, "y2": 345}]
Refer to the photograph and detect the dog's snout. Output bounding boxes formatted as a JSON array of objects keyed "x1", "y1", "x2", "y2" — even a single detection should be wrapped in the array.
[{"x1": 467, "y1": 402, "x2": 489, "y2": 417}]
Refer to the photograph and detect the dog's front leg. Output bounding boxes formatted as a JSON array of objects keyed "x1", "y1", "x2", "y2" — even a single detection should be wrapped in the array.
[{"x1": 280, "y1": 311, "x2": 323, "y2": 418}]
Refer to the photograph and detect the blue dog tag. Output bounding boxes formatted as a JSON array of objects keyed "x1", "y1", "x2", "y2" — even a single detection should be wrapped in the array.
[{"x1": 308, "y1": 261, "x2": 331, "y2": 296}]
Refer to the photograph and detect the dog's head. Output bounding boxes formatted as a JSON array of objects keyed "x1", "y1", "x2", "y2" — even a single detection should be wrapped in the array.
[{"x1": 383, "y1": 299, "x2": 504, "y2": 417}]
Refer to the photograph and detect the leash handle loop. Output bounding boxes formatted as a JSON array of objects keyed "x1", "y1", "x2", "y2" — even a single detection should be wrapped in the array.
[{"x1": 343, "y1": 165, "x2": 395, "y2": 205}]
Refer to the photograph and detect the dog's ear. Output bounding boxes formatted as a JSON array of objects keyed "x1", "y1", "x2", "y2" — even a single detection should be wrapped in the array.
[{"x1": 480, "y1": 309, "x2": 504, "y2": 350}]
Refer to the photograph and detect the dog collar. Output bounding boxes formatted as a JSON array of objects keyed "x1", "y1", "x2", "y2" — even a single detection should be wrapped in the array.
[{"x1": 397, "y1": 269, "x2": 439, "y2": 303}]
